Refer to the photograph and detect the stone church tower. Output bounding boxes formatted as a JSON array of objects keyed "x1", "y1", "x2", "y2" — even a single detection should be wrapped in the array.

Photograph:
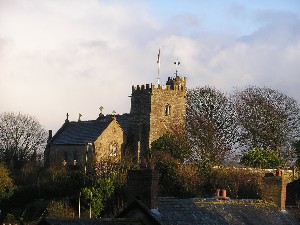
[{"x1": 130, "y1": 76, "x2": 186, "y2": 158}]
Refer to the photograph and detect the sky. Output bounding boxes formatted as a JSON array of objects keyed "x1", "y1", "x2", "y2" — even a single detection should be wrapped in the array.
[{"x1": 0, "y1": 0, "x2": 300, "y2": 133}]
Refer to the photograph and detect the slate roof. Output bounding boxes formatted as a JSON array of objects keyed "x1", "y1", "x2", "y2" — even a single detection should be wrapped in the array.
[
  {"x1": 39, "y1": 218, "x2": 144, "y2": 225},
  {"x1": 48, "y1": 120, "x2": 112, "y2": 145},
  {"x1": 48, "y1": 113, "x2": 130, "y2": 146},
  {"x1": 154, "y1": 198, "x2": 300, "y2": 225},
  {"x1": 97, "y1": 113, "x2": 130, "y2": 133}
]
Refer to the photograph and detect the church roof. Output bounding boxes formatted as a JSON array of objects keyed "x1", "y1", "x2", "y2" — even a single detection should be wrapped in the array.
[
  {"x1": 48, "y1": 120, "x2": 112, "y2": 145},
  {"x1": 97, "y1": 113, "x2": 130, "y2": 133}
]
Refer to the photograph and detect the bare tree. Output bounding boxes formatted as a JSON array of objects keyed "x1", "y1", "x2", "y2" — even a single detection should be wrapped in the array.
[
  {"x1": 0, "y1": 112, "x2": 47, "y2": 169},
  {"x1": 233, "y1": 86, "x2": 300, "y2": 154},
  {"x1": 187, "y1": 86, "x2": 238, "y2": 165}
]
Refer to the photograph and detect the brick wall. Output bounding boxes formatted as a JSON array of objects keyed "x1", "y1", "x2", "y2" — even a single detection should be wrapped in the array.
[
  {"x1": 261, "y1": 172, "x2": 290, "y2": 210},
  {"x1": 127, "y1": 169, "x2": 159, "y2": 209}
]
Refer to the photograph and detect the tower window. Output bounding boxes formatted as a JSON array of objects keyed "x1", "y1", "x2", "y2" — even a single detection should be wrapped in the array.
[
  {"x1": 165, "y1": 104, "x2": 171, "y2": 116},
  {"x1": 109, "y1": 142, "x2": 117, "y2": 157}
]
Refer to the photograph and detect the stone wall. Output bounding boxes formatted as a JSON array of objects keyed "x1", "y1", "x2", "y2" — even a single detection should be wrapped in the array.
[
  {"x1": 47, "y1": 119, "x2": 126, "y2": 166},
  {"x1": 149, "y1": 84, "x2": 186, "y2": 145},
  {"x1": 94, "y1": 119, "x2": 126, "y2": 162},
  {"x1": 130, "y1": 76, "x2": 186, "y2": 158},
  {"x1": 48, "y1": 144, "x2": 87, "y2": 166}
]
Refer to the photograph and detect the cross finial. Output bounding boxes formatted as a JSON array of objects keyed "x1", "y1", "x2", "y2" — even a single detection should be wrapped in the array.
[
  {"x1": 99, "y1": 106, "x2": 104, "y2": 114},
  {"x1": 78, "y1": 113, "x2": 82, "y2": 122},
  {"x1": 174, "y1": 59, "x2": 180, "y2": 77},
  {"x1": 65, "y1": 113, "x2": 69, "y2": 123},
  {"x1": 112, "y1": 110, "x2": 116, "y2": 119}
]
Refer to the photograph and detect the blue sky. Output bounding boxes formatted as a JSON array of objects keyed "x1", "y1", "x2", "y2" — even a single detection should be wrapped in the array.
[{"x1": 0, "y1": 0, "x2": 300, "y2": 133}]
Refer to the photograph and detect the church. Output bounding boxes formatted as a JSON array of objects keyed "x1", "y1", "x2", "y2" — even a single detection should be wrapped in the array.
[{"x1": 44, "y1": 75, "x2": 187, "y2": 167}]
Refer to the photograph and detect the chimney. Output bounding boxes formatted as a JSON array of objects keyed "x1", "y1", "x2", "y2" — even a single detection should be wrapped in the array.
[
  {"x1": 222, "y1": 189, "x2": 227, "y2": 199},
  {"x1": 215, "y1": 189, "x2": 220, "y2": 198},
  {"x1": 47, "y1": 130, "x2": 52, "y2": 143},
  {"x1": 261, "y1": 171, "x2": 287, "y2": 210},
  {"x1": 127, "y1": 168, "x2": 159, "y2": 210}
]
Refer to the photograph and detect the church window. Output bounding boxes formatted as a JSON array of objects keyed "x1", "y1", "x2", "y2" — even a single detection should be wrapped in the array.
[
  {"x1": 165, "y1": 104, "x2": 171, "y2": 116},
  {"x1": 109, "y1": 142, "x2": 117, "y2": 157}
]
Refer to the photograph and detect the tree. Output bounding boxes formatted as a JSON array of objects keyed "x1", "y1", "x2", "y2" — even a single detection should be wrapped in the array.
[
  {"x1": 233, "y1": 87, "x2": 300, "y2": 153},
  {"x1": 0, "y1": 163, "x2": 14, "y2": 202},
  {"x1": 241, "y1": 148, "x2": 285, "y2": 169},
  {"x1": 150, "y1": 133, "x2": 191, "y2": 161},
  {"x1": 186, "y1": 86, "x2": 238, "y2": 165},
  {"x1": 0, "y1": 112, "x2": 47, "y2": 170},
  {"x1": 82, "y1": 178, "x2": 114, "y2": 217},
  {"x1": 293, "y1": 140, "x2": 300, "y2": 166}
]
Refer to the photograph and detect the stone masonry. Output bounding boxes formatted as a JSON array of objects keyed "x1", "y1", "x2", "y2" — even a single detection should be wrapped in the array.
[{"x1": 130, "y1": 76, "x2": 186, "y2": 158}]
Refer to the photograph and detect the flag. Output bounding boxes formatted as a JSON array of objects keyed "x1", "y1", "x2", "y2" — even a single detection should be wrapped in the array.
[{"x1": 157, "y1": 48, "x2": 160, "y2": 64}]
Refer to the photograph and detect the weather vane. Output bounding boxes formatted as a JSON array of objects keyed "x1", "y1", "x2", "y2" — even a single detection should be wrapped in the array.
[{"x1": 174, "y1": 59, "x2": 180, "y2": 77}]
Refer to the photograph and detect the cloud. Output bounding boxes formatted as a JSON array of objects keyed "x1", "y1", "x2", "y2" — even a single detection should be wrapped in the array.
[{"x1": 0, "y1": 1, "x2": 299, "y2": 133}]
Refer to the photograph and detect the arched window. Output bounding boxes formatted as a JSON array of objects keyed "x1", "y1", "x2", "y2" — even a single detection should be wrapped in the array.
[
  {"x1": 165, "y1": 103, "x2": 171, "y2": 116},
  {"x1": 109, "y1": 142, "x2": 117, "y2": 157}
]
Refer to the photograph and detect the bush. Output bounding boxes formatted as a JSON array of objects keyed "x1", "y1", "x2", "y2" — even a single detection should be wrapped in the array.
[
  {"x1": 82, "y1": 178, "x2": 114, "y2": 217},
  {"x1": 153, "y1": 152, "x2": 200, "y2": 197},
  {"x1": 241, "y1": 148, "x2": 285, "y2": 169},
  {"x1": 47, "y1": 200, "x2": 76, "y2": 218},
  {"x1": 0, "y1": 163, "x2": 14, "y2": 203},
  {"x1": 151, "y1": 133, "x2": 191, "y2": 161},
  {"x1": 208, "y1": 167, "x2": 264, "y2": 199}
]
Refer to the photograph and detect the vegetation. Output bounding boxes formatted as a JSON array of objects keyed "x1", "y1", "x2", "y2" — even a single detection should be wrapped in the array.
[
  {"x1": 241, "y1": 148, "x2": 285, "y2": 169},
  {"x1": 0, "y1": 112, "x2": 47, "y2": 170},
  {"x1": 0, "y1": 163, "x2": 14, "y2": 202},
  {"x1": 233, "y1": 86, "x2": 300, "y2": 153},
  {"x1": 47, "y1": 200, "x2": 76, "y2": 218},
  {"x1": 150, "y1": 133, "x2": 191, "y2": 161},
  {"x1": 1, "y1": 84, "x2": 300, "y2": 222},
  {"x1": 82, "y1": 178, "x2": 114, "y2": 217},
  {"x1": 187, "y1": 86, "x2": 238, "y2": 165},
  {"x1": 293, "y1": 140, "x2": 300, "y2": 166}
]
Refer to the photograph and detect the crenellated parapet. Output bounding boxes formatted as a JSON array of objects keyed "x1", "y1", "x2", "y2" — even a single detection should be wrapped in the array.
[
  {"x1": 166, "y1": 76, "x2": 186, "y2": 89},
  {"x1": 132, "y1": 76, "x2": 186, "y2": 93}
]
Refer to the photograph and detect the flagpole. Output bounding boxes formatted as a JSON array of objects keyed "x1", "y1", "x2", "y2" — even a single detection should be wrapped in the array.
[{"x1": 157, "y1": 48, "x2": 160, "y2": 86}]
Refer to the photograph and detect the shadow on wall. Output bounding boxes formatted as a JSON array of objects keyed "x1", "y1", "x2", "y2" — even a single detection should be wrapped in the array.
[{"x1": 286, "y1": 179, "x2": 300, "y2": 207}]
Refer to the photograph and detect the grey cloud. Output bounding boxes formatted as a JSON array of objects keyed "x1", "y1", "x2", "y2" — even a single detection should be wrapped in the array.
[
  {"x1": 228, "y1": 3, "x2": 247, "y2": 18},
  {"x1": 241, "y1": 11, "x2": 300, "y2": 45}
]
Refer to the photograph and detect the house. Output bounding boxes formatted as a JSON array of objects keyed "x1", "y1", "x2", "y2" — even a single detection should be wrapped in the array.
[
  {"x1": 116, "y1": 167, "x2": 300, "y2": 225},
  {"x1": 39, "y1": 167, "x2": 300, "y2": 225},
  {"x1": 44, "y1": 114, "x2": 128, "y2": 167}
]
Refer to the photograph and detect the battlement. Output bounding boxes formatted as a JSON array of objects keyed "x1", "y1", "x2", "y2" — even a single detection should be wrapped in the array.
[
  {"x1": 132, "y1": 83, "x2": 185, "y2": 92},
  {"x1": 132, "y1": 76, "x2": 186, "y2": 93},
  {"x1": 166, "y1": 76, "x2": 186, "y2": 88}
]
